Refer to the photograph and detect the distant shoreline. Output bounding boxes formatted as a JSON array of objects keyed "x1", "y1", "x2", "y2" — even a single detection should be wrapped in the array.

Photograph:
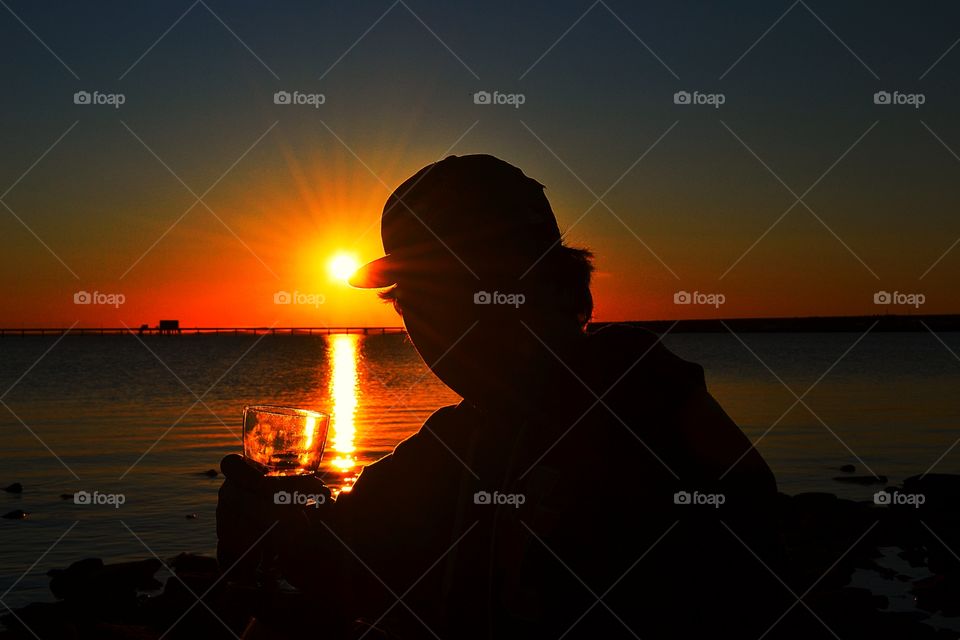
[
  {"x1": 1, "y1": 315, "x2": 959, "y2": 335},
  {"x1": 603, "y1": 314, "x2": 960, "y2": 333}
]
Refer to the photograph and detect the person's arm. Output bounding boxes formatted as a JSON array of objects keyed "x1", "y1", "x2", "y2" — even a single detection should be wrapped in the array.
[
  {"x1": 216, "y1": 454, "x2": 330, "y2": 582},
  {"x1": 670, "y1": 386, "x2": 777, "y2": 498},
  {"x1": 217, "y1": 403, "x2": 468, "y2": 634},
  {"x1": 276, "y1": 404, "x2": 467, "y2": 608}
]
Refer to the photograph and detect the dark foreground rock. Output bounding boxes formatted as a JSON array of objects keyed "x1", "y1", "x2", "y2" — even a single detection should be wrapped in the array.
[
  {"x1": 833, "y1": 474, "x2": 888, "y2": 484},
  {"x1": 1, "y1": 553, "x2": 245, "y2": 640},
  {"x1": 48, "y1": 558, "x2": 163, "y2": 600},
  {"x1": 4, "y1": 478, "x2": 960, "y2": 639}
]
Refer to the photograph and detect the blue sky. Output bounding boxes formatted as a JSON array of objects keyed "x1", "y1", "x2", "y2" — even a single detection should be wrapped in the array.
[{"x1": 2, "y1": 1, "x2": 959, "y2": 324}]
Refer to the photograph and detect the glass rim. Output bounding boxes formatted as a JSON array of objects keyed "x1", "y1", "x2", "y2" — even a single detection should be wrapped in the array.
[{"x1": 243, "y1": 404, "x2": 329, "y2": 420}]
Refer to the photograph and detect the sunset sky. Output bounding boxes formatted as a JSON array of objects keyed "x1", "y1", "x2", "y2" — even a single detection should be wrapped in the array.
[{"x1": 2, "y1": 1, "x2": 959, "y2": 327}]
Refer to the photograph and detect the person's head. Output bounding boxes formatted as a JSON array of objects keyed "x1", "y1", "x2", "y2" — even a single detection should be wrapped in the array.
[{"x1": 350, "y1": 155, "x2": 594, "y2": 405}]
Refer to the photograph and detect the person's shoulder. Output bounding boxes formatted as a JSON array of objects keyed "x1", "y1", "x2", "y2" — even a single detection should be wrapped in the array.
[
  {"x1": 586, "y1": 323, "x2": 705, "y2": 392},
  {"x1": 394, "y1": 401, "x2": 481, "y2": 458},
  {"x1": 589, "y1": 322, "x2": 680, "y2": 357},
  {"x1": 340, "y1": 402, "x2": 479, "y2": 509}
]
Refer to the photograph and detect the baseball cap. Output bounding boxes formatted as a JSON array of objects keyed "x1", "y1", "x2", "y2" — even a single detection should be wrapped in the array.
[{"x1": 349, "y1": 154, "x2": 562, "y2": 288}]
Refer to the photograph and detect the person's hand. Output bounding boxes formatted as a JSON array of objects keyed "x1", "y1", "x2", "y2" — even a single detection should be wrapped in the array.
[{"x1": 216, "y1": 454, "x2": 330, "y2": 581}]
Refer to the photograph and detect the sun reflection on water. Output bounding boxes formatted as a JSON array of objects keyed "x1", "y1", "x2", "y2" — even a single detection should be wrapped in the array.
[{"x1": 328, "y1": 333, "x2": 359, "y2": 492}]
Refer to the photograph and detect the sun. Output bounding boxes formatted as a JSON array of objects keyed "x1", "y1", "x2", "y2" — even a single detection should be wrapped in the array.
[{"x1": 328, "y1": 253, "x2": 360, "y2": 284}]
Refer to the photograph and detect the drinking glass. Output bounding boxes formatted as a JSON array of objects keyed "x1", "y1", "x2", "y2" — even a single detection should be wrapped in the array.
[{"x1": 242, "y1": 405, "x2": 330, "y2": 476}]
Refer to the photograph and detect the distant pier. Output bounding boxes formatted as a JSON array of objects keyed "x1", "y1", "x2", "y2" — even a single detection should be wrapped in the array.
[
  {"x1": 0, "y1": 327, "x2": 407, "y2": 337},
  {"x1": 2, "y1": 315, "x2": 958, "y2": 337}
]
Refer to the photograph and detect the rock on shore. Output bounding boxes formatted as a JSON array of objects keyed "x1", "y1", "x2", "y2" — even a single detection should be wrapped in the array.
[{"x1": 2, "y1": 475, "x2": 960, "y2": 638}]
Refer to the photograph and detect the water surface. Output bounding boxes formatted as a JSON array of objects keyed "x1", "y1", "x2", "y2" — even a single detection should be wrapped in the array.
[{"x1": 2, "y1": 331, "x2": 958, "y2": 608}]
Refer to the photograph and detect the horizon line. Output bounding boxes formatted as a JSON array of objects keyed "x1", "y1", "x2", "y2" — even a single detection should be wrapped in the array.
[{"x1": 2, "y1": 313, "x2": 959, "y2": 335}]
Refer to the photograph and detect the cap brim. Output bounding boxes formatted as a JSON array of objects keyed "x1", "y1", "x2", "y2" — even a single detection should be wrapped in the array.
[{"x1": 348, "y1": 255, "x2": 397, "y2": 288}]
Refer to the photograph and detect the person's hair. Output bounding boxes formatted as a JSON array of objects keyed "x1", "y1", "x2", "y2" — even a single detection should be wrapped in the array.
[
  {"x1": 379, "y1": 241, "x2": 595, "y2": 331},
  {"x1": 531, "y1": 242, "x2": 595, "y2": 330},
  {"x1": 377, "y1": 285, "x2": 401, "y2": 313}
]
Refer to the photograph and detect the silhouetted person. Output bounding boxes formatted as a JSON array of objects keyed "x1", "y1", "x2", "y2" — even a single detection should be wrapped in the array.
[{"x1": 218, "y1": 155, "x2": 784, "y2": 639}]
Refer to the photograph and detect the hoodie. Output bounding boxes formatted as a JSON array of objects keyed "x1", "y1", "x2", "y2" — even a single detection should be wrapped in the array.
[{"x1": 300, "y1": 324, "x2": 781, "y2": 639}]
